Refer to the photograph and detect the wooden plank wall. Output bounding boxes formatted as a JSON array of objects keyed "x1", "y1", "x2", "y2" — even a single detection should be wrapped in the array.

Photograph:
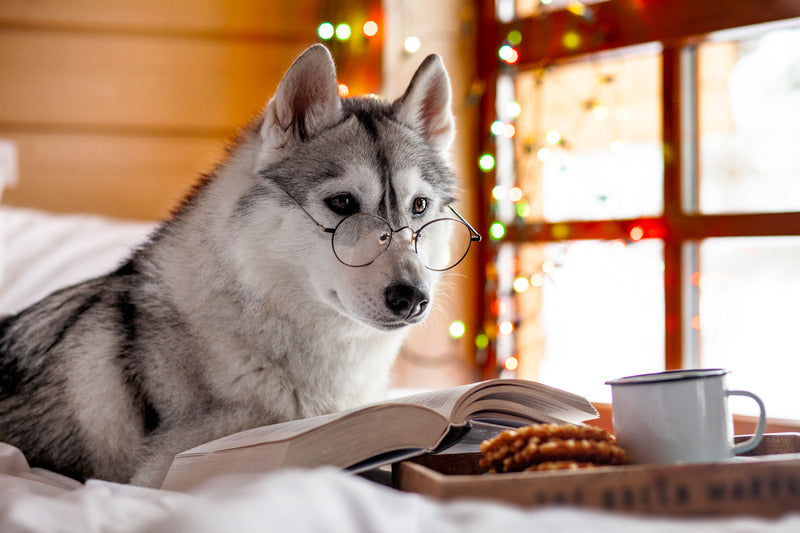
[{"x1": 0, "y1": 0, "x2": 320, "y2": 220}]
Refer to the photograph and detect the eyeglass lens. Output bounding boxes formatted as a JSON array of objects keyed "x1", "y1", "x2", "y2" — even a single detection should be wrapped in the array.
[
  {"x1": 332, "y1": 214, "x2": 392, "y2": 266},
  {"x1": 416, "y1": 218, "x2": 473, "y2": 271},
  {"x1": 331, "y1": 214, "x2": 472, "y2": 270}
]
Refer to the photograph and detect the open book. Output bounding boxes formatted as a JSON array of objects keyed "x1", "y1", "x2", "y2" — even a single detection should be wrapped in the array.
[{"x1": 161, "y1": 379, "x2": 598, "y2": 491}]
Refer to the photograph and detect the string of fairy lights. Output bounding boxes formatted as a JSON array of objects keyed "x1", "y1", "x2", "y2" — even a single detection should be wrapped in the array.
[
  {"x1": 315, "y1": 5, "x2": 383, "y2": 98},
  {"x1": 478, "y1": 0, "x2": 612, "y2": 377}
]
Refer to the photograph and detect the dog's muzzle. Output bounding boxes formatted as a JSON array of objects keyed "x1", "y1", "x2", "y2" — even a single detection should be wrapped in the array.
[{"x1": 384, "y1": 282, "x2": 430, "y2": 321}]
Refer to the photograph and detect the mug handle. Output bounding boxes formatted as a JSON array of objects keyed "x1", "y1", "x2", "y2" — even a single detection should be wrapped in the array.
[{"x1": 728, "y1": 389, "x2": 767, "y2": 455}]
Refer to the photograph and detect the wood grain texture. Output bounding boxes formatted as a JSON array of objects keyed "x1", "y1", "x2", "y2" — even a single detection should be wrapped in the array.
[
  {"x1": 1, "y1": 131, "x2": 228, "y2": 220},
  {"x1": 0, "y1": 0, "x2": 320, "y2": 37},
  {"x1": 395, "y1": 435, "x2": 800, "y2": 516},
  {"x1": 0, "y1": 0, "x2": 321, "y2": 219},
  {"x1": 0, "y1": 29, "x2": 305, "y2": 133}
]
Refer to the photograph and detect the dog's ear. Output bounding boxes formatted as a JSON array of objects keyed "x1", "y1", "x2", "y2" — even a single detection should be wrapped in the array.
[
  {"x1": 260, "y1": 44, "x2": 341, "y2": 153},
  {"x1": 393, "y1": 54, "x2": 454, "y2": 153}
]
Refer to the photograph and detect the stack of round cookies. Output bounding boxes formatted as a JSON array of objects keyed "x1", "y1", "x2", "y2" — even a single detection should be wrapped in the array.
[{"x1": 479, "y1": 423, "x2": 627, "y2": 473}]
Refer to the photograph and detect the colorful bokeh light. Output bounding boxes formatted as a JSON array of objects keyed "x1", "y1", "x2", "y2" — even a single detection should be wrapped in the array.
[
  {"x1": 449, "y1": 320, "x2": 466, "y2": 339},
  {"x1": 489, "y1": 222, "x2": 506, "y2": 240},
  {"x1": 479, "y1": 153, "x2": 496, "y2": 171},
  {"x1": 363, "y1": 21, "x2": 378, "y2": 37},
  {"x1": 318, "y1": 22, "x2": 334, "y2": 40},
  {"x1": 335, "y1": 23, "x2": 351, "y2": 40}
]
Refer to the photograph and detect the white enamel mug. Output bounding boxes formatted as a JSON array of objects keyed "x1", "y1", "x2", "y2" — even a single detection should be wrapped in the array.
[{"x1": 606, "y1": 369, "x2": 766, "y2": 464}]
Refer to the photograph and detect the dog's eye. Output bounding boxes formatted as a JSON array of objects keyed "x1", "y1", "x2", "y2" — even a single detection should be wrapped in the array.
[
  {"x1": 412, "y1": 197, "x2": 428, "y2": 215},
  {"x1": 325, "y1": 194, "x2": 359, "y2": 216}
]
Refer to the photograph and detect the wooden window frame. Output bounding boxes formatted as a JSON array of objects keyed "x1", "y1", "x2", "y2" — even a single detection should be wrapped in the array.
[{"x1": 474, "y1": 0, "x2": 800, "y2": 396}]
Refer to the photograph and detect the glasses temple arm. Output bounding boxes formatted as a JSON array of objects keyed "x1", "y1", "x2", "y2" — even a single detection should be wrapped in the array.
[
  {"x1": 447, "y1": 206, "x2": 482, "y2": 242},
  {"x1": 281, "y1": 188, "x2": 334, "y2": 233}
]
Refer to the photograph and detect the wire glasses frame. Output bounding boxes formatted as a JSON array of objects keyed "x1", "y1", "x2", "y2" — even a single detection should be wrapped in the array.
[{"x1": 280, "y1": 188, "x2": 481, "y2": 271}]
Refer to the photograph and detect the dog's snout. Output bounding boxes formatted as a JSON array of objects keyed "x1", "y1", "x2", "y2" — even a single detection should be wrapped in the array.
[{"x1": 385, "y1": 282, "x2": 429, "y2": 320}]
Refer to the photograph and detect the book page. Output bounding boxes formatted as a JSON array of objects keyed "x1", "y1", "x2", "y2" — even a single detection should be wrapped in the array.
[
  {"x1": 176, "y1": 399, "x2": 449, "y2": 457},
  {"x1": 176, "y1": 379, "x2": 595, "y2": 459},
  {"x1": 282, "y1": 404, "x2": 448, "y2": 469},
  {"x1": 162, "y1": 440, "x2": 292, "y2": 491},
  {"x1": 385, "y1": 382, "x2": 480, "y2": 419},
  {"x1": 455, "y1": 380, "x2": 598, "y2": 424},
  {"x1": 181, "y1": 410, "x2": 355, "y2": 455},
  {"x1": 165, "y1": 403, "x2": 451, "y2": 491}
]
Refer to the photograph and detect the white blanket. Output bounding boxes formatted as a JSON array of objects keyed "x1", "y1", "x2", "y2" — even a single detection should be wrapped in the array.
[{"x1": 4, "y1": 442, "x2": 800, "y2": 533}]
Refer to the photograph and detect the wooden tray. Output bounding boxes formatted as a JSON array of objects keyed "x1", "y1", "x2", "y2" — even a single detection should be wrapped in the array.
[{"x1": 392, "y1": 433, "x2": 800, "y2": 517}]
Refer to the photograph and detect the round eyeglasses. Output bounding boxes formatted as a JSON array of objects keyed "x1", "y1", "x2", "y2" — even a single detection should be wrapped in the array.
[{"x1": 281, "y1": 189, "x2": 481, "y2": 271}]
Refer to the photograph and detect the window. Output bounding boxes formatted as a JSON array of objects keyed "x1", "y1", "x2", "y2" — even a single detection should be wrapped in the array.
[
  {"x1": 476, "y1": 0, "x2": 800, "y2": 418},
  {"x1": 515, "y1": 49, "x2": 663, "y2": 222},
  {"x1": 698, "y1": 29, "x2": 800, "y2": 215},
  {"x1": 697, "y1": 237, "x2": 800, "y2": 418}
]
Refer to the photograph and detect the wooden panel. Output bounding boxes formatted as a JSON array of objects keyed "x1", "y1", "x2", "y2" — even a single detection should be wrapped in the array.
[
  {"x1": 509, "y1": 212, "x2": 800, "y2": 243},
  {"x1": 0, "y1": 0, "x2": 320, "y2": 38},
  {"x1": 0, "y1": 1, "x2": 324, "y2": 219},
  {"x1": 0, "y1": 29, "x2": 307, "y2": 133},
  {"x1": 0, "y1": 131, "x2": 229, "y2": 220}
]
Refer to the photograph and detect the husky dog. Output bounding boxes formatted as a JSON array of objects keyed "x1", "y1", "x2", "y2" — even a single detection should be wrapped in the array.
[{"x1": 0, "y1": 45, "x2": 479, "y2": 487}]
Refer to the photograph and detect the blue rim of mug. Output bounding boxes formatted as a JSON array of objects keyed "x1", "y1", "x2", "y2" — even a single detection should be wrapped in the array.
[{"x1": 605, "y1": 368, "x2": 729, "y2": 386}]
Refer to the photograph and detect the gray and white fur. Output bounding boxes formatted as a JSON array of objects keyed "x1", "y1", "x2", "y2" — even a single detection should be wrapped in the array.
[{"x1": 0, "y1": 44, "x2": 458, "y2": 487}]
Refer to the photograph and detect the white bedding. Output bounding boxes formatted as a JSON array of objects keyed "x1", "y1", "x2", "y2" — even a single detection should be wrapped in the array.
[
  {"x1": 2, "y1": 206, "x2": 800, "y2": 531},
  {"x1": 4, "y1": 442, "x2": 800, "y2": 533},
  {"x1": 0, "y1": 206, "x2": 154, "y2": 315}
]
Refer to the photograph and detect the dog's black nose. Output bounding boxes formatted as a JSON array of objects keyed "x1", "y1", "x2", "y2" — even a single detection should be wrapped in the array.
[{"x1": 385, "y1": 282, "x2": 429, "y2": 319}]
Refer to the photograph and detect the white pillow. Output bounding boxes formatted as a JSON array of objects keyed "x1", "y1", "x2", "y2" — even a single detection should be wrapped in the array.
[{"x1": 0, "y1": 207, "x2": 154, "y2": 315}]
